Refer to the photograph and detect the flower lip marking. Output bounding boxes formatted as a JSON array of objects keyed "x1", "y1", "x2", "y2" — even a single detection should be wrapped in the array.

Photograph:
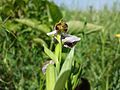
[{"x1": 62, "y1": 34, "x2": 81, "y2": 48}]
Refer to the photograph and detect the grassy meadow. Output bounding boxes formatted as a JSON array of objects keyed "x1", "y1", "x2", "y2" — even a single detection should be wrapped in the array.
[{"x1": 0, "y1": 0, "x2": 120, "y2": 90}]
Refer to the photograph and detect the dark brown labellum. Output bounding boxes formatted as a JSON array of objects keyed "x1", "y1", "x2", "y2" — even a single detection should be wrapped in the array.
[{"x1": 55, "y1": 21, "x2": 68, "y2": 33}]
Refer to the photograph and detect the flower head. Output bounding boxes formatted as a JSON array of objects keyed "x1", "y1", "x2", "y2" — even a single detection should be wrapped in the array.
[
  {"x1": 47, "y1": 20, "x2": 81, "y2": 48},
  {"x1": 47, "y1": 20, "x2": 68, "y2": 36},
  {"x1": 55, "y1": 21, "x2": 68, "y2": 33}
]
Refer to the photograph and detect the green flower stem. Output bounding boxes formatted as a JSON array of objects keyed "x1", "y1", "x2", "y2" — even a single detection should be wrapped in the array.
[
  {"x1": 57, "y1": 35, "x2": 62, "y2": 62},
  {"x1": 50, "y1": 38, "x2": 54, "y2": 50},
  {"x1": 56, "y1": 62, "x2": 60, "y2": 74},
  {"x1": 55, "y1": 35, "x2": 62, "y2": 73}
]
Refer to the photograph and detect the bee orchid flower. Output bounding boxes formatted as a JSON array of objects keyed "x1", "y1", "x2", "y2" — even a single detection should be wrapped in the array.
[
  {"x1": 47, "y1": 20, "x2": 68, "y2": 36},
  {"x1": 47, "y1": 20, "x2": 81, "y2": 48}
]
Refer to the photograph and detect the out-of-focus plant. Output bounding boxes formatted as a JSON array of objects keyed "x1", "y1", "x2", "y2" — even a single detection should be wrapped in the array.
[{"x1": 0, "y1": 0, "x2": 63, "y2": 89}]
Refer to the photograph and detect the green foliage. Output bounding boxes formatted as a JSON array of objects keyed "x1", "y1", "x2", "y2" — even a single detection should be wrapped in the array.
[
  {"x1": 0, "y1": 0, "x2": 58, "y2": 89},
  {"x1": 47, "y1": 1, "x2": 63, "y2": 24},
  {"x1": 54, "y1": 47, "x2": 75, "y2": 90},
  {"x1": 0, "y1": 0, "x2": 120, "y2": 90},
  {"x1": 15, "y1": 18, "x2": 51, "y2": 33},
  {"x1": 69, "y1": 9, "x2": 120, "y2": 89},
  {"x1": 67, "y1": 20, "x2": 103, "y2": 35},
  {"x1": 43, "y1": 44, "x2": 58, "y2": 63},
  {"x1": 43, "y1": 39, "x2": 75, "y2": 90},
  {"x1": 46, "y1": 64, "x2": 56, "y2": 90}
]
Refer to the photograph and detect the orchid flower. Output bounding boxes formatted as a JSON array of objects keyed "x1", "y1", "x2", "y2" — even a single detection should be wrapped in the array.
[{"x1": 47, "y1": 20, "x2": 81, "y2": 48}]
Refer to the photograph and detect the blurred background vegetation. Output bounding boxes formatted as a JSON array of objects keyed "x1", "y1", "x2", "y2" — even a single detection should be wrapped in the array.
[{"x1": 0, "y1": 0, "x2": 120, "y2": 90}]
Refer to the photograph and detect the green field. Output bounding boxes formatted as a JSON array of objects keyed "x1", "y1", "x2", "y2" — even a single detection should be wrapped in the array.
[{"x1": 0, "y1": 0, "x2": 120, "y2": 90}]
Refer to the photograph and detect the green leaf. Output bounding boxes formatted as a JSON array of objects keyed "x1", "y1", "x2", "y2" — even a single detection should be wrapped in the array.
[
  {"x1": 46, "y1": 64, "x2": 56, "y2": 90},
  {"x1": 47, "y1": 2, "x2": 63, "y2": 24},
  {"x1": 54, "y1": 47, "x2": 75, "y2": 90},
  {"x1": 15, "y1": 18, "x2": 50, "y2": 33},
  {"x1": 4, "y1": 20, "x2": 21, "y2": 32},
  {"x1": 43, "y1": 45, "x2": 58, "y2": 63},
  {"x1": 67, "y1": 20, "x2": 103, "y2": 34},
  {"x1": 33, "y1": 38, "x2": 48, "y2": 47}
]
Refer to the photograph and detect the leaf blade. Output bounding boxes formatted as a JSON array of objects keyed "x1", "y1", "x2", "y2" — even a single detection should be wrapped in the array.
[
  {"x1": 47, "y1": 2, "x2": 63, "y2": 24},
  {"x1": 54, "y1": 47, "x2": 75, "y2": 90},
  {"x1": 46, "y1": 64, "x2": 56, "y2": 90},
  {"x1": 43, "y1": 45, "x2": 58, "y2": 63}
]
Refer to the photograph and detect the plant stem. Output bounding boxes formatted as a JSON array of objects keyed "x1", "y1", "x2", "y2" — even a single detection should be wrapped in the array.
[
  {"x1": 55, "y1": 35, "x2": 62, "y2": 73},
  {"x1": 56, "y1": 35, "x2": 62, "y2": 62}
]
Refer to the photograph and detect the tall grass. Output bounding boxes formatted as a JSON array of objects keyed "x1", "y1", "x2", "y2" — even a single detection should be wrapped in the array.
[
  {"x1": 0, "y1": 0, "x2": 120, "y2": 90},
  {"x1": 64, "y1": 5, "x2": 120, "y2": 90}
]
